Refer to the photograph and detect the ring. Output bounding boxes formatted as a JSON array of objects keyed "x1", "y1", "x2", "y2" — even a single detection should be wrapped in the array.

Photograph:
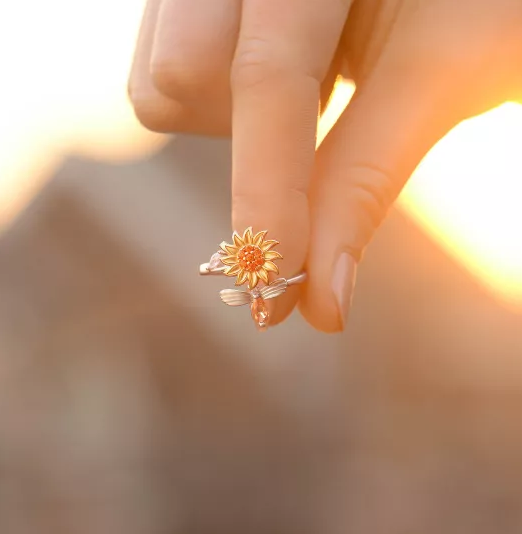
[{"x1": 199, "y1": 227, "x2": 306, "y2": 331}]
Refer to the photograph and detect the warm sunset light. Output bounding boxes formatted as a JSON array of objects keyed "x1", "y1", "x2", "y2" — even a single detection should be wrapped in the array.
[
  {"x1": 401, "y1": 102, "x2": 522, "y2": 310},
  {"x1": 1, "y1": 2, "x2": 521, "y2": 311},
  {"x1": 317, "y1": 78, "x2": 356, "y2": 146},
  {"x1": 319, "y1": 81, "x2": 522, "y2": 311},
  {"x1": 0, "y1": 0, "x2": 164, "y2": 227}
]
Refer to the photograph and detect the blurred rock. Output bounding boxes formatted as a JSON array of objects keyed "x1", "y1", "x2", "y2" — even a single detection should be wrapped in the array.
[{"x1": 0, "y1": 135, "x2": 520, "y2": 533}]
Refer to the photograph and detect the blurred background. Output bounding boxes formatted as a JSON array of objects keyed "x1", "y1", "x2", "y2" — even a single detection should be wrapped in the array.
[{"x1": 0, "y1": 1, "x2": 522, "y2": 533}]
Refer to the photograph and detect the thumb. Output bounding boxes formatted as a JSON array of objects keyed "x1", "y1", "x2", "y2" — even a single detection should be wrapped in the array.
[{"x1": 300, "y1": 59, "x2": 470, "y2": 332}]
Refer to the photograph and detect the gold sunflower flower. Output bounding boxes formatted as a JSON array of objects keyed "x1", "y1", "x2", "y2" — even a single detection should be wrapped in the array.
[{"x1": 219, "y1": 227, "x2": 283, "y2": 289}]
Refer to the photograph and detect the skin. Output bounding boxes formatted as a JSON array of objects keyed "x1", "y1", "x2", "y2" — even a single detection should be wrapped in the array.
[{"x1": 129, "y1": 0, "x2": 522, "y2": 332}]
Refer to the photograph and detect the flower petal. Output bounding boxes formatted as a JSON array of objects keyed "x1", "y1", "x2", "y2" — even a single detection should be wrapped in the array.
[
  {"x1": 253, "y1": 230, "x2": 267, "y2": 246},
  {"x1": 233, "y1": 232, "x2": 245, "y2": 248},
  {"x1": 243, "y1": 227, "x2": 253, "y2": 244},
  {"x1": 257, "y1": 268, "x2": 269, "y2": 285},
  {"x1": 224, "y1": 264, "x2": 241, "y2": 276},
  {"x1": 220, "y1": 242, "x2": 238, "y2": 255},
  {"x1": 261, "y1": 240, "x2": 279, "y2": 252},
  {"x1": 220, "y1": 255, "x2": 238, "y2": 266},
  {"x1": 248, "y1": 271, "x2": 259, "y2": 289},
  {"x1": 263, "y1": 261, "x2": 279, "y2": 274},
  {"x1": 264, "y1": 250, "x2": 283, "y2": 261},
  {"x1": 236, "y1": 270, "x2": 248, "y2": 286}
]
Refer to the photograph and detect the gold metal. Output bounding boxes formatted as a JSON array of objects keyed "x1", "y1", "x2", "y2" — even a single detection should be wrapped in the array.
[
  {"x1": 217, "y1": 227, "x2": 282, "y2": 289},
  {"x1": 199, "y1": 228, "x2": 305, "y2": 331}
]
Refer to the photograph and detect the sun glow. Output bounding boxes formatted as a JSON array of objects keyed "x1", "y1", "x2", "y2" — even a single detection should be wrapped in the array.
[
  {"x1": 0, "y1": 0, "x2": 164, "y2": 227},
  {"x1": 319, "y1": 82, "x2": 522, "y2": 310},
  {"x1": 1, "y1": 0, "x2": 521, "y2": 310},
  {"x1": 400, "y1": 102, "x2": 522, "y2": 310}
]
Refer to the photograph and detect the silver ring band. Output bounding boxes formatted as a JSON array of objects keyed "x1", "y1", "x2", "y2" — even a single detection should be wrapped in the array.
[
  {"x1": 199, "y1": 262, "x2": 225, "y2": 275},
  {"x1": 286, "y1": 272, "x2": 307, "y2": 285},
  {"x1": 199, "y1": 228, "x2": 304, "y2": 331},
  {"x1": 200, "y1": 261, "x2": 306, "y2": 285}
]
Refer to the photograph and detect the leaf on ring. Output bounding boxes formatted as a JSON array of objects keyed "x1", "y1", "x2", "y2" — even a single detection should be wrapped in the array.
[
  {"x1": 220, "y1": 289, "x2": 252, "y2": 306},
  {"x1": 259, "y1": 279, "x2": 288, "y2": 300}
]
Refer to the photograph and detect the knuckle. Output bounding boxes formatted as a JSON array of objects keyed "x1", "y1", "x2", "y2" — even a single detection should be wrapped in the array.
[
  {"x1": 334, "y1": 165, "x2": 398, "y2": 256},
  {"x1": 128, "y1": 91, "x2": 186, "y2": 133},
  {"x1": 231, "y1": 37, "x2": 284, "y2": 91},
  {"x1": 349, "y1": 165, "x2": 397, "y2": 227},
  {"x1": 151, "y1": 57, "x2": 220, "y2": 100}
]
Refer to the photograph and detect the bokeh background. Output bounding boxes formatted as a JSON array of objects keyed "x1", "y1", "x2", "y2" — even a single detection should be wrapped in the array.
[{"x1": 0, "y1": 1, "x2": 521, "y2": 533}]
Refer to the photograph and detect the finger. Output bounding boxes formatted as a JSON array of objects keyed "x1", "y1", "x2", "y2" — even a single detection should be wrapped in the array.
[
  {"x1": 151, "y1": 0, "x2": 239, "y2": 105},
  {"x1": 149, "y1": 0, "x2": 241, "y2": 135},
  {"x1": 128, "y1": 0, "x2": 237, "y2": 135},
  {"x1": 231, "y1": 0, "x2": 353, "y2": 327},
  {"x1": 301, "y1": 48, "x2": 471, "y2": 333},
  {"x1": 128, "y1": 0, "x2": 184, "y2": 133}
]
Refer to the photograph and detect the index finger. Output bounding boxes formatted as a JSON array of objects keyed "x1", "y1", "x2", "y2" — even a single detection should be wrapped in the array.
[{"x1": 230, "y1": 0, "x2": 351, "y2": 325}]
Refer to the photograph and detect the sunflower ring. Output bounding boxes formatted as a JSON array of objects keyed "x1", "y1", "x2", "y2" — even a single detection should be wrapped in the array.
[{"x1": 199, "y1": 228, "x2": 306, "y2": 331}]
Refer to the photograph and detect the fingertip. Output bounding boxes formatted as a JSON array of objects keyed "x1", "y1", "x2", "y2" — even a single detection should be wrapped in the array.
[
  {"x1": 266, "y1": 286, "x2": 300, "y2": 328},
  {"x1": 299, "y1": 281, "x2": 343, "y2": 334},
  {"x1": 299, "y1": 251, "x2": 357, "y2": 334},
  {"x1": 127, "y1": 0, "x2": 187, "y2": 134},
  {"x1": 232, "y1": 192, "x2": 309, "y2": 330},
  {"x1": 129, "y1": 90, "x2": 185, "y2": 133}
]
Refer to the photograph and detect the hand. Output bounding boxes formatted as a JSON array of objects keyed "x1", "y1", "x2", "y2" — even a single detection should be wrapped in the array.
[{"x1": 129, "y1": 0, "x2": 522, "y2": 332}]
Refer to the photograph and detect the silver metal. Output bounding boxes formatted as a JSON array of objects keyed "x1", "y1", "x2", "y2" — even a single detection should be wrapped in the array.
[
  {"x1": 199, "y1": 251, "x2": 306, "y2": 284},
  {"x1": 199, "y1": 262, "x2": 226, "y2": 275},
  {"x1": 219, "y1": 275, "x2": 305, "y2": 307},
  {"x1": 219, "y1": 289, "x2": 252, "y2": 306},
  {"x1": 199, "y1": 250, "x2": 228, "y2": 275},
  {"x1": 199, "y1": 243, "x2": 306, "y2": 330},
  {"x1": 286, "y1": 272, "x2": 307, "y2": 286}
]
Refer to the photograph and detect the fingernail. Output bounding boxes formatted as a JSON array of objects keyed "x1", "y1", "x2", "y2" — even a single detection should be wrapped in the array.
[{"x1": 331, "y1": 252, "x2": 357, "y2": 330}]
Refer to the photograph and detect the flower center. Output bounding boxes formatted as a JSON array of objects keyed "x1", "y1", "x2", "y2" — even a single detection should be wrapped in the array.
[{"x1": 238, "y1": 245, "x2": 264, "y2": 272}]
